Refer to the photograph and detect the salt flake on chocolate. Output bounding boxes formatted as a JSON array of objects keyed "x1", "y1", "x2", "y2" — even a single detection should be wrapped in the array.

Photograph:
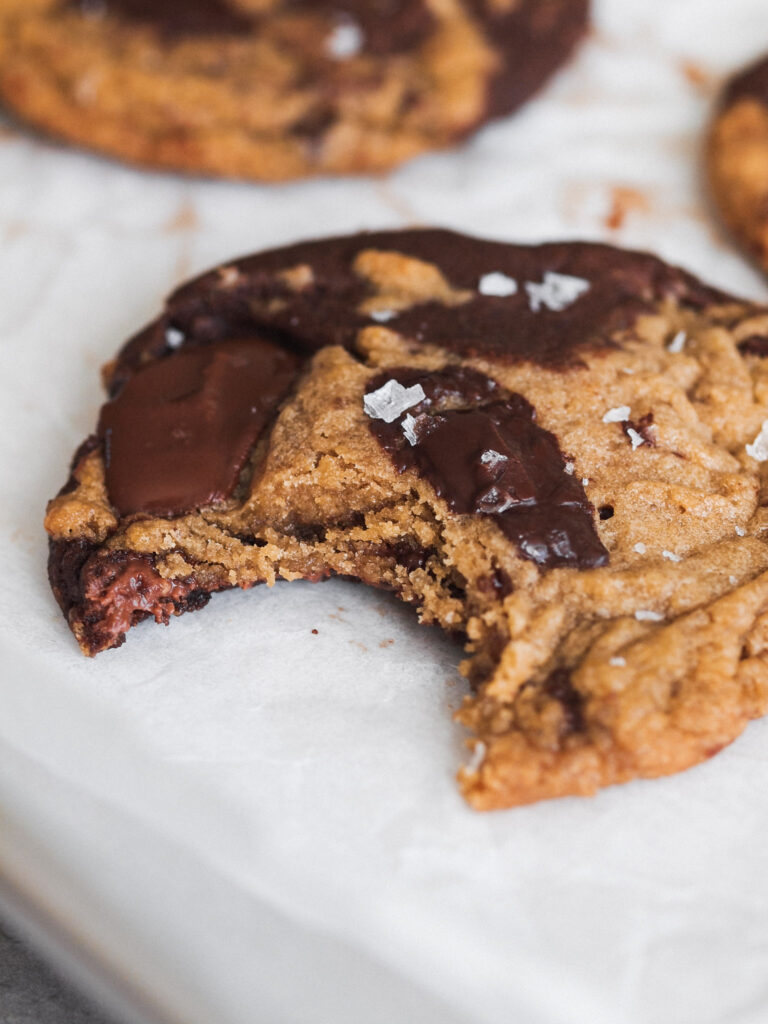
[
  {"x1": 401, "y1": 414, "x2": 419, "y2": 446},
  {"x1": 480, "y1": 449, "x2": 508, "y2": 471},
  {"x1": 746, "y1": 420, "x2": 768, "y2": 462},
  {"x1": 326, "y1": 20, "x2": 364, "y2": 60},
  {"x1": 165, "y1": 327, "x2": 185, "y2": 349},
  {"x1": 525, "y1": 271, "x2": 590, "y2": 313},
  {"x1": 478, "y1": 272, "x2": 518, "y2": 298},
  {"x1": 363, "y1": 380, "x2": 425, "y2": 424},
  {"x1": 369, "y1": 310, "x2": 397, "y2": 323},
  {"x1": 603, "y1": 406, "x2": 631, "y2": 424}
]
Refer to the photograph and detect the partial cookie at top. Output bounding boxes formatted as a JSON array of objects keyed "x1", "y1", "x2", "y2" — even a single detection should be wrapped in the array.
[
  {"x1": 709, "y1": 53, "x2": 768, "y2": 272},
  {"x1": 0, "y1": 0, "x2": 589, "y2": 180},
  {"x1": 45, "y1": 229, "x2": 768, "y2": 808}
]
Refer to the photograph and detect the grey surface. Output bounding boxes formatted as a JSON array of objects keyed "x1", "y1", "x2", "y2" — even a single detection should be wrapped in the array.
[{"x1": 0, "y1": 919, "x2": 117, "y2": 1024}]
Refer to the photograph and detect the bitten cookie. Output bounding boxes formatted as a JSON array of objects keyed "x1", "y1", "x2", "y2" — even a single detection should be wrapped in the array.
[
  {"x1": 0, "y1": 0, "x2": 589, "y2": 180},
  {"x1": 709, "y1": 53, "x2": 768, "y2": 272},
  {"x1": 45, "y1": 229, "x2": 768, "y2": 809}
]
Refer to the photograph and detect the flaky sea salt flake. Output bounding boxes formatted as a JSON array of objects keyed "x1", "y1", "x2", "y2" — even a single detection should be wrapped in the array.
[
  {"x1": 369, "y1": 309, "x2": 397, "y2": 323},
  {"x1": 609, "y1": 657, "x2": 626, "y2": 667},
  {"x1": 326, "y1": 20, "x2": 364, "y2": 59},
  {"x1": 363, "y1": 379, "x2": 425, "y2": 423},
  {"x1": 464, "y1": 741, "x2": 487, "y2": 775},
  {"x1": 735, "y1": 526, "x2": 746, "y2": 537},
  {"x1": 478, "y1": 272, "x2": 518, "y2": 297},
  {"x1": 401, "y1": 414, "x2": 419, "y2": 446},
  {"x1": 525, "y1": 271, "x2": 590, "y2": 313},
  {"x1": 667, "y1": 330, "x2": 687, "y2": 354},
  {"x1": 626, "y1": 427, "x2": 644, "y2": 450},
  {"x1": 603, "y1": 405, "x2": 631, "y2": 424},
  {"x1": 635, "y1": 609, "x2": 664, "y2": 623},
  {"x1": 662, "y1": 550, "x2": 681, "y2": 562},
  {"x1": 746, "y1": 419, "x2": 768, "y2": 462},
  {"x1": 633, "y1": 542, "x2": 646, "y2": 554},
  {"x1": 481, "y1": 449, "x2": 508, "y2": 470},
  {"x1": 165, "y1": 326, "x2": 185, "y2": 349}
]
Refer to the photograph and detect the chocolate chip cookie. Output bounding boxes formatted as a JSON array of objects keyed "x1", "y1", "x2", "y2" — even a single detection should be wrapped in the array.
[
  {"x1": 709, "y1": 53, "x2": 768, "y2": 272},
  {"x1": 0, "y1": 0, "x2": 589, "y2": 180},
  {"x1": 45, "y1": 229, "x2": 768, "y2": 808}
]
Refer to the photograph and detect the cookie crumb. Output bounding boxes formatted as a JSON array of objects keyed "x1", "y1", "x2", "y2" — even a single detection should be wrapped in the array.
[
  {"x1": 635, "y1": 609, "x2": 664, "y2": 622},
  {"x1": 746, "y1": 420, "x2": 768, "y2": 462},
  {"x1": 311, "y1": 628, "x2": 319, "y2": 635},
  {"x1": 603, "y1": 406, "x2": 631, "y2": 424},
  {"x1": 525, "y1": 271, "x2": 590, "y2": 313},
  {"x1": 478, "y1": 272, "x2": 518, "y2": 297},
  {"x1": 363, "y1": 379, "x2": 425, "y2": 423}
]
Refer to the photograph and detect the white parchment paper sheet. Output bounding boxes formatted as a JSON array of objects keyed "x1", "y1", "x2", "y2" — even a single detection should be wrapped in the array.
[{"x1": 2, "y1": 2, "x2": 768, "y2": 1022}]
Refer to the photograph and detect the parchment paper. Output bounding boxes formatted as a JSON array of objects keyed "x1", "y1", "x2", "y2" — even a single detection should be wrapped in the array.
[{"x1": 2, "y1": 2, "x2": 768, "y2": 1022}]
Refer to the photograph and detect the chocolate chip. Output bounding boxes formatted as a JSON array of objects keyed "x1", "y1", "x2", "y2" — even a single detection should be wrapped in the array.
[
  {"x1": 368, "y1": 366, "x2": 608, "y2": 571},
  {"x1": 738, "y1": 335, "x2": 768, "y2": 357}
]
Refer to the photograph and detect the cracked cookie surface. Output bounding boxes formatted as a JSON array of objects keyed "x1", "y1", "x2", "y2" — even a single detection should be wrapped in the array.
[
  {"x1": 0, "y1": 0, "x2": 588, "y2": 180},
  {"x1": 45, "y1": 228, "x2": 768, "y2": 808}
]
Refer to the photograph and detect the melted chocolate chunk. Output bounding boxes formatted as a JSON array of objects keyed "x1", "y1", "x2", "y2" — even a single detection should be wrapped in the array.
[
  {"x1": 111, "y1": 230, "x2": 734, "y2": 390},
  {"x1": 463, "y1": 0, "x2": 589, "y2": 121},
  {"x1": 367, "y1": 367, "x2": 608, "y2": 570},
  {"x1": 738, "y1": 335, "x2": 768, "y2": 357},
  {"x1": 723, "y1": 54, "x2": 768, "y2": 109},
  {"x1": 71, "y1": 0, "x2": 255, "y2": 37},
  {"x1": 99, "y1": 337, "x2": 300, "y2": 517},
  {"x1": 542, "y1": 668, "x2": 585, "y2": 734},
  {"x1": 69, "y1": 0, "x2": 434, "y2": 52},
  {"x1": 77, "y1": 551, "x2": 223, "y2": 654}
]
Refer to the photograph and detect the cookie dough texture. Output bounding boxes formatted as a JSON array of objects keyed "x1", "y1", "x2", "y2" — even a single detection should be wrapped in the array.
[
  {"x1": 0, "y1": 0, "x2": 589, "y2": 180},
  {"x1": 709, "y1": 54, "x2": 768, "y2": 272},
  {"x1": 45, "y1": 229, "x2": 768, "y2": 809}
]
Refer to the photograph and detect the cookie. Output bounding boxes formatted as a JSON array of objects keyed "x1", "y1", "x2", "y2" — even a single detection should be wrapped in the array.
[
  {"x1": 45, "y1": 228, "x2": 768, "y2": 809},
  {"x1": 709, "y1": 53, "x2": 768, "y2": 272},
  {"x1": 0, "y1": 0, "x2": 589, "y2": 181}
]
